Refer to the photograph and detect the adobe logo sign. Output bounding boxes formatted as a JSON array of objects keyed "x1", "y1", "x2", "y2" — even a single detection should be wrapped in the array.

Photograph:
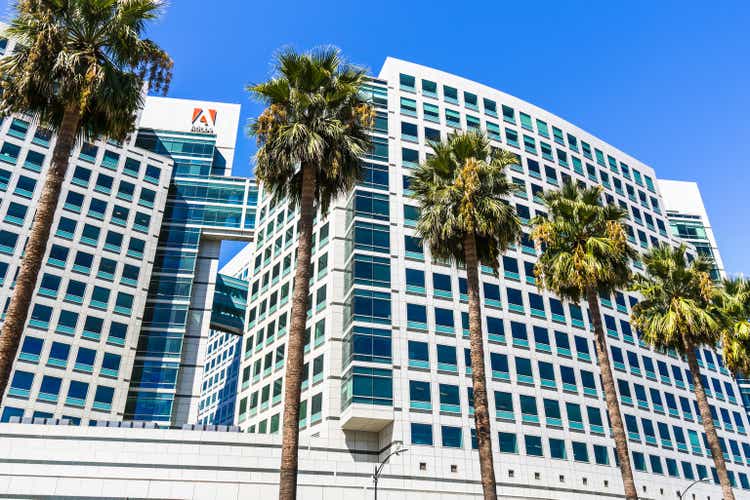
[{"x1": 191, "y1": 108, "x2": 217, "y2": 134}]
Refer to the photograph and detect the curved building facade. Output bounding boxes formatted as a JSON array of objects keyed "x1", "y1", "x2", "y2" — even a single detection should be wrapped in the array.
[{"x1": 235, "y1": 57, "x2": 750, "y2": 498}]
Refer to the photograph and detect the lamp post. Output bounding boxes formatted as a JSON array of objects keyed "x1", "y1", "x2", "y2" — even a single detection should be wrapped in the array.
[
  {"x1": 677, "y1": 477, "x2": 710, "y2": 499},
  {"x1": 373, "y1": 445, "x2": 408, "y2": 500}
]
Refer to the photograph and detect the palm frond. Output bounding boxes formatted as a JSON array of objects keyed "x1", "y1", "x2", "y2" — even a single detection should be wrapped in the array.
[
  {"x1": 631, "y1": 244, "x2": 720, "y2": 353},
  {"x1": 0, "y1": 0, "x2": 172, "y2": 140},
  {"x1": 248, "y1": 46, "x2": 372, "y2": 214},
  {"x1": 531, "y1": 180, "x2": 635, "y2": 302},
  {"x1": 410, "y1": 130, "x2": 521, "y2": 268}
]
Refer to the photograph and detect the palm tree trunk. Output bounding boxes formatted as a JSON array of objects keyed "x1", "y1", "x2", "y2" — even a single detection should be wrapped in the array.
[
  {"x1": 586, "y1": 288, "x2": 638, "y2": 500},
  {"x1": 684, "y1": 340, "x2": 735, "y2": 500},
  {"x1": 278, "y1": 162, "x2": 316, "y2": 500},
  {"x1": 0, "y1": 106, "x2": 80, "y2": 405},
  {"x1": 464, "y1": 233, "x2": 497, "y2": 500}
]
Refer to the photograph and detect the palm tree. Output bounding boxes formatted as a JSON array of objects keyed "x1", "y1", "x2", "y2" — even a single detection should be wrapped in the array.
[
  {"x1": 411, "y1": 131, "x2": 521, "y2": 500},
  {"x1": 630, "y1": 245, "x2": 735, "y2": 500},
  {"x1": 0, "y1": 0, "x2": 172, "y2": 405},
  {"x1": 248, "y1": 47, "x2": 373, "y2": 500},
  {"x1": 531, "y1": 181, "x2": 639, "y2": 500},
  {"x1": 717, "y1": 277, "x2": 750, "y2": 378}
]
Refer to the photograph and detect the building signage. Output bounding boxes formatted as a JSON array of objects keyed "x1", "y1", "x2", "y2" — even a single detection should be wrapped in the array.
[{"x1": 191, "y1": 108, "x2": 218, "y2": 134}]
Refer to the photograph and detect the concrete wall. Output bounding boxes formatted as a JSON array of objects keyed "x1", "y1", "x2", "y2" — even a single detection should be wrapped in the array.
[{"x1": 0, "y1": 423, "x2": 738, "y2": 500}]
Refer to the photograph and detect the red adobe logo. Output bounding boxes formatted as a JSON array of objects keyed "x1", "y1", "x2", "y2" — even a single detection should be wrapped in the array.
[{"x1": 192, "y1": 108, "x2": 217, "y2": 129}]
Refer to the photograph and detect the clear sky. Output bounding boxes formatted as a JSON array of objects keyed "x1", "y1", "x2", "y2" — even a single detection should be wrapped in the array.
[{"x1": 2, "y1": 0, "x2": 748, "y2": 274}]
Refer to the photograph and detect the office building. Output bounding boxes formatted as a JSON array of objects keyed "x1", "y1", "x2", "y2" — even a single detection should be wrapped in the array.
[
  {"x1": 658, "y1": 179, "x2": 726, "y2": 281},
  {"x1": 126, "y1": 97, "x2": 256, "y2": 425},
  {"x1": 0, "y1": 26, "x2": 258, "y2": 426},
  {"x1": 234, "y1": 57, "x2": 750, "y2": 496}
]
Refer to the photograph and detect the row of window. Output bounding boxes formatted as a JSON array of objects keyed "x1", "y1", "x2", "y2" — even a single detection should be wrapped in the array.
[
  {"x1": 397, "y1": 145, "x2": 668, "y2": 253},
  {"x1": 8, "y1": 370, "x2": 115, "y2": 411},
  {"x1": 242, "y1": 359, "x2": 325, "y2": 419},
  {"x1": 24, "y1": 305, "x2": 129, "y2": 345},
  {"x1": 397, "y1": 74, "x2": 657, "y2": 191},
  {"x1": 410, "y1": 372, "x2": 745, "y2": 438},
  {"x1": 242, "y1": 392, "x2": 324, "y2": 433},
  {"x1": 36, "y1": 272, "x2": 134, "y2": 315},
  {"x1": 399, "y1": 117, "x2": 661, "y2": 215},
  {"x1": 18, "y1": 336, "x2": 120, "y2": 376},
  {"x1": 405, "y1": 343, "x2": 745, "y2": 427},
  {"x1": 1, "y1": 114, "x2": 163, "y2": 183},
  {"x1": 407, "y1": 422, "x2": 750, "y2": 489}
]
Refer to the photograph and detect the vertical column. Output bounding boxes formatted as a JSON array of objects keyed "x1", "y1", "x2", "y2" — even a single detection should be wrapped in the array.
[{"x1": 171, "y1": 239, "x2": 221, "y2": 425}]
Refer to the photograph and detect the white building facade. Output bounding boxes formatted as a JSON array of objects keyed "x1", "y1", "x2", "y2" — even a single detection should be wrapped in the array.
[
  {"x1": 0, "y1": 29, "x2": 258, "y2": 426},
  {"x1": 657, "y1": 179, "x2": 726, "y2": 281},
  {"x1": 0, "y1": 31, "x2": 174, "y2": 423},
  {"x1": 234, "y1": 57, "x2": 750, "y2": 497}
]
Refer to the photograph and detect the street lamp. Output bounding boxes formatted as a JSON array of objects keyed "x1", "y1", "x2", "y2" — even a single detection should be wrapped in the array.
[
  {"x1": 677, "y1": 477, "x2": 710, "y2": 499},
  {"x1": 373, "y1": 445, "x2": 408, "y2": 500}
]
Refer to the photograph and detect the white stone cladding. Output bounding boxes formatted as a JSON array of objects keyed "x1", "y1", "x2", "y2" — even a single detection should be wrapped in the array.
[
  {"x1": 0, "y1": 423, "x2": 745, "y2": 499},
  {"x1": 0, "y1": 112, "x2": 173, "y2": 422}
]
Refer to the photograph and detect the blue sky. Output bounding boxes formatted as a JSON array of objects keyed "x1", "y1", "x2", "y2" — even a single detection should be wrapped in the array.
[{"x1": 2, "y1": 0, "x2": 749, "y2": 273}]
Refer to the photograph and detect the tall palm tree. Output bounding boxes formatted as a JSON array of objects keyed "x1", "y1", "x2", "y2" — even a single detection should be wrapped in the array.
[
  {"x1": 411, "y1": 131, "x2": 521, "y2": 500},
  {"x1": 248, "y1": 47, "x2": 373, "y2": 500},
  {"x1": 531, "y1": 181, "x2": 639, "y2": 500},
  {"x1": 630, "y1": 245, "x2": 735, "y2": 500},
  {"x1": 0, "y1": 0, "x2": 172, "y2": 405}
]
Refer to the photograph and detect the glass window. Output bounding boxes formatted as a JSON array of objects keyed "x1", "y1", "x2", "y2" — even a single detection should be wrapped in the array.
[
  {"x1": 436, "y1": 344, "x2": 457, "y2": 367},
  {"x1": 520, "y1": 394, "x2": 538, "y2": 418},
  {"x1": 510, "y1": 321, "x2": 527, "y2": 344},
  {"x1": 507, "y1": 288, "x2": 524, "y2": 309},
  {"x1": 433, "y1": 273, "x2": 452, "y2": 295},
  {"x1": 548, "y1": 438, "x2": 566, "y2": 459},
  {"x1": 515, "y1": 356, "x2": 532, "y2": 378},
  {"x1": 67, "y1": 380, "x2": 89, "y2": 402},
  {"x1": 407, "y1": 303, "x2": 427, "y2": 324},
  {"x1": 441, "y1": 426, "x2": 463, "y2": 448},
  {"x1": 632, "y1": 451, "x2": 647, "y2": 472},
  {"x1": 525, "y1": 435, "x2": 543, "y2": 456},
  {"x1": 409, "y1": 380, "x2": 431, "y2": 404},
  {"x1": 405, "y1": 269, "x2": 425, "y2": 289},
  {"x1": 439, "y1": 383, "x2": 460, "y2": 408},
  {"x1": 435, "y1": 307, "x2": 454, "y2": 328},
  {"x1": 593, "y1": 445, "x2": 609, "y2": 465},
  {"x1": 572, "y1": 442, "x2": 589, "y2": 462},
  {"x1": 423, "y1": 102, "x2": 440, "y2": 122},
  {"x1": 399, "y1": 73, "x2": 415, "y2": 91},
  {"x1": 483, "y1": 98, "x2": 497, "y2": 116},
  {"x1": 443, "y1": 85, "x2": 458, "y2": 103},
  {"x1": 48, "y1": 342, "x2": 70, "y2": 364},
  {"x1": 20, "y1": 336, "x2": 43, "y2": 360},
  {"x1": 101, "y1": 353, "x2": 121, "y2": 375},
  {"x1": 94, "y1": 385, "x2": 114, "y2": 407},
  {"x1": 498, "y1": 432, "x2": 517, "y2": 453},
  {"x1": 421, "y1": 79, "x2": 437, "y2": 96},
  {"x1": 490, "y1": 353, "x2": 509, "y2": 376},
  {"x1": 39, "y1": 375, "x2": 62, "y2": 397},
  {"x1": 411, "y1": 422, "x2": 432, "y2": 445},
  {"x1": 408, "y1": 340, "x2": 429, "y2": 364}
]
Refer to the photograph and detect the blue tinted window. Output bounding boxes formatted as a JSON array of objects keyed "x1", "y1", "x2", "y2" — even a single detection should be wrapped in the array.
[{"x1": 411, "y1": 423, "x2": 433, "y2": 445}]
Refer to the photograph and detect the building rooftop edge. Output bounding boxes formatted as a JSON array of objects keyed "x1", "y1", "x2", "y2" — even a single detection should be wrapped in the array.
[{"x1": 379, "y1": 56, "x2": 660, "y2": 178}]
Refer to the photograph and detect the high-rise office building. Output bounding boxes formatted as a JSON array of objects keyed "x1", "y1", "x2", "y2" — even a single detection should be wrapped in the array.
[
  {"x1": 0, "y1": 29, "x2": 258, "y2": 426},
  {"x1": 658, "y1": 180, "x2": 750, "y2": 422},
  {"x1": 235, "y1": 57, "x2": 750, "y2": 494},
  {"x1": 126, "y1": 97, "x2": 256, "y2": 425},
  {"x1": 658, "y1": 179, "x2": 726, "y2": 281}
]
